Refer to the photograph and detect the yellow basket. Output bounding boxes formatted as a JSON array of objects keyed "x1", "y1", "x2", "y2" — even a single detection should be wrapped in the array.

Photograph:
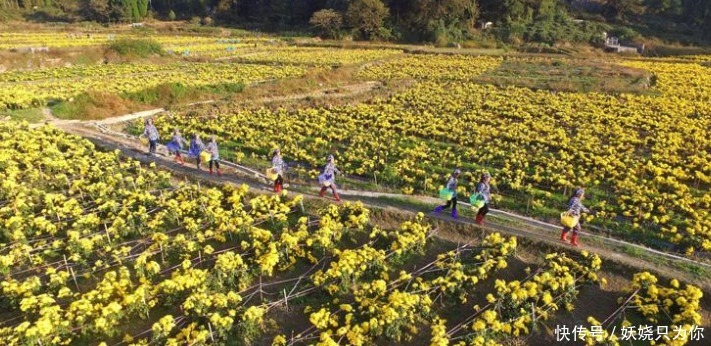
[
  {"x1": 560, "y1": 212, "x2": 579, "y2": 228},
  {"x1": 139, "y1": 137, "x2": 148, "y2": 146},
  {"x1": 265, "y1": 168, "x2": 279, "y2": 181},
  {"x1": 199, "y1": 151, "x2": 211, "y2": 163}
]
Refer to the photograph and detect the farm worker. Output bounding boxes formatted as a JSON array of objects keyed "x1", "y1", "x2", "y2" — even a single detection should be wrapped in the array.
[
  {"x1": 561, "y1": 187, "x2": 591, "y2": 247},
  {"x1": 140, "y1": 118, "x2": 160, "y2": 155},
  {"x1": 188, "y1": 134, "x2": 205, "y2": 170},
  {"x1": 434, "y1": 169, "x2": 461, "y2": 219},
  {"x1": 206, "y1": 136, "x2": 222, "y2": 176},
  {"x1": 271, "y1": 148, "x2": 286, "y2": 193},
  {"x1": 474, "y1": 172, "x2": 492, "y2": 225},
  {"x1": 166, "y1": 129, "x2": 187, "y2": 165},
  {"x1": 318, "y1": 155, "x2": 341, "y2": 202}
]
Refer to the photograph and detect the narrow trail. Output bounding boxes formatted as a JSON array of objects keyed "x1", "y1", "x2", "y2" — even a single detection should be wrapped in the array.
[
  {"x1": 55, "y1": 118, "x2": 711, "y2": 291},
  {"x1": 40, "y1": 107, "x2": 56, "y2": 121},
  {"x1": 27, "y1": 80, "x2": 381, "y2": 130},
  {"x1": 243, "y1": 81, "x2": 382, "y2": 105}
]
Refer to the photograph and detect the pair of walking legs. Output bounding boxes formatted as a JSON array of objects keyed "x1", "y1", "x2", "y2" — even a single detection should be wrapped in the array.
[
  {"x1": 209, "y1": 159, "x2": 221, "y2": 176},
  {"x1": 148, "y1": 140, "x2": 157, "y2": 155},
  {"x1": 274, "y1": 175, "x2": 284, "y2": 193},
  {"x1": 434, "y1": 199, "x2": 489, "y2": 223},
  {"x1": 475, "y1": 204, "x2": 489, "y2": 225},
  {"x1": 172, "y1": 151, "x2": 184, "y2": 165},
  {"x1": 190, "y1": 155, "x2": 220, "y2": 175},
  {"x1": 434, "y1": 197, "x2": 458, "y2": 218},
  {"x1": 560, "y1": 223, "x2": 581, "y2": 246},
  {"x1": 319, "y1": 184, "x2": 340, "y2": 201}
]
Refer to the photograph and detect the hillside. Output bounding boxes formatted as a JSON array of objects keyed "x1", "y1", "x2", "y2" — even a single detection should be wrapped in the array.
[{"x1": 1, "y1": 0, "x2": 710, "y2": 51}]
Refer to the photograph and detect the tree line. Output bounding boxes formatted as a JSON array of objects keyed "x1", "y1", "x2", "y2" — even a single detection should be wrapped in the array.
[{"x1": 2, "y1": 0, "x2": 710, "y2": 44}]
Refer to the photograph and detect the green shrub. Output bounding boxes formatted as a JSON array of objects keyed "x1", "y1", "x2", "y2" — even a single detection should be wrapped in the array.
[
  {"x1": 609, "y1": 27, "x2": 642, "y2": 43},
  {"x1": 108, "y1": 39, "x2": 163, "y2": 57},
  {"x1": 201, "y1": 82, "x2": 245, "y2": 94}
]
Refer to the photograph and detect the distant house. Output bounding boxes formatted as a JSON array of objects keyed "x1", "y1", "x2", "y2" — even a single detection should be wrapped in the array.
[{"x1": 603, "y1": 33, "x2": 644, "y2": 54}]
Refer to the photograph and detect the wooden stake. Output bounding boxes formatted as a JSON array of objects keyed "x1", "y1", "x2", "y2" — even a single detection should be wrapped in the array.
[
  {"x1": 208, "y1": 322, "x2": 215, "y2": 343},
  {"x1": 284, "y1": 288, "x2": 289, "y2": 312},
  {"x1": 69, "y1": 266, "x2": 79, "y2": 290},
  {"x1": 104, "y1": 223, "x2": 111, "y2": 243}
]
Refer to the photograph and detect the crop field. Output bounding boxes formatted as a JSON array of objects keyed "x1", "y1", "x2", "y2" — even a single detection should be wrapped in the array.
[
  {"x1": 0, "y1": 32, "x2": 268, "y2": 53},
  {"x1": 0, "y1": 123, "x2": 705, "y2": 346},
  {"x1": 0, "y1": 62, "x2": 308, "y2": 109},
  {"x1": 148, "y1": 54, "x2": 711, "y2": 256},
  {"x1": 1, "y1": 26, "x2": 710, "y2": 346}
]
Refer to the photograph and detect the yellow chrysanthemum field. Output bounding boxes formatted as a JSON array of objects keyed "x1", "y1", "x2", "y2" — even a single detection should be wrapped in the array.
[{"x1": 1, "y1": 28, "x2": 709, "y2": 346}]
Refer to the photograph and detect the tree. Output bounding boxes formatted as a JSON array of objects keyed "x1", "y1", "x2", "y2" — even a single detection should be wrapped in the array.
[
  {"x1": 501, "y1": 0, "x2": 533, "y2": 24},
  {"x1": 346, "y1": 0, "x2": 389, "y2": 40},
  {"x1": 495, "y1": 0, "x2": 534, "y2": 42},
  {"x1": 109, "y1": 0, "x2": 127, "y2": 22},
  {"x1": 52, "y1": 0, "x2": 78, "y2": 13},
  {"x1": 407, "y1": 0, "x2": 478, "y2": 40},
  {"x1": 309, "y1": 9, "x2": 344, "y2": 39},
  {"x1": 536, "y1": 0, "x2": 557, "y2": 20},
  {"x1": 80, "y1": 0, "x2": 111, "y2": 22},
  {"x1": 130, "y1": 0, "x2": 140, "y2": 21},
  {"x1": 137, "y1": 0, "x2": 148, "y2": 18},
  {"x1": 645, "y1": 0, "x2": 681, "y2": 15},
  {"x1": 682, "y1": 0, "x2": 711, "y2": 29},
  {"x1": 605, "y1": 0, "x2": 645, "y2": 19}
]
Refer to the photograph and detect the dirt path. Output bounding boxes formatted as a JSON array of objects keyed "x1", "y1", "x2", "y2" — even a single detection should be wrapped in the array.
[
  {"x1": 328, "y1": 188, "x2": 710, "y2": 270},
  {"x1": 56, "y1": 121, "x2": 711, "y2": 291},
  {"x1": 41, "y1": 107, "x2": 57, "y2": 121},
  {"x1": 35, "y1": 80, "x2": 380, "y2": 131},
  {"x1": 249, "y1": 81, "x2": 381, "y2": 104}
]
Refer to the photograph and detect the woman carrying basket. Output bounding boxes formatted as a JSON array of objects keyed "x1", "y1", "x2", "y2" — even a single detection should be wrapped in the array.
[
  {"x1": 561, "y1": 187, "x2": 591, "y2": 247},
  {"x1": 434, "y1": 169, "x2": 461, "y2": 219},
  {"x1": 206, "y1": 136, "x2": 222, "y2": 176},
  {"x1": 188, "y1": 134, "x2": 205, "y2": 170},
  {"x1": 318, "y1": 155, "x2": 341, "y2": 202},
  {"x1": 140, "y1": 118, "x2": 160, "y2": 155},
  {"x1": 473, "y1": 172, "x2": 492, "y2": 225},
  {"x1": 166, "y1": 129, "x2": 187, "y2": 165},
  {"x1": 271, "y1": 149, "x2": 286, "y2": 193}
]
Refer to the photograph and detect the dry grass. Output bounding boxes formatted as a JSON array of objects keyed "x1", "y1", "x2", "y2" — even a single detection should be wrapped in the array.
[
  {"x1": 51, "y1": 91, "x2": 148, "y2": 120},
  {"x1": 0, "y1": 44, "x2": 182, "y2": 72},
  {"x1": 198, "y1": 71, "x2": 412, "y2": 115},
  {"x1": 0, "y1": 46, "x2": 106, "y2": 71},
  {"x1": 476, "y1": 57, "x2": 653, "y2": 94},
  {"x1": 227, "y1": 65, "x2": 361, "y2": 102}
]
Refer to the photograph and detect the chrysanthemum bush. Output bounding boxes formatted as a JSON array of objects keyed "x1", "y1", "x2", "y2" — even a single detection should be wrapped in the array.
[
  {"x1": 0, "y1": 123, "x2": 704, "y2": 345},
  {"x1": 582, "y1": 271, "x2": 703, "y2": 346}
]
